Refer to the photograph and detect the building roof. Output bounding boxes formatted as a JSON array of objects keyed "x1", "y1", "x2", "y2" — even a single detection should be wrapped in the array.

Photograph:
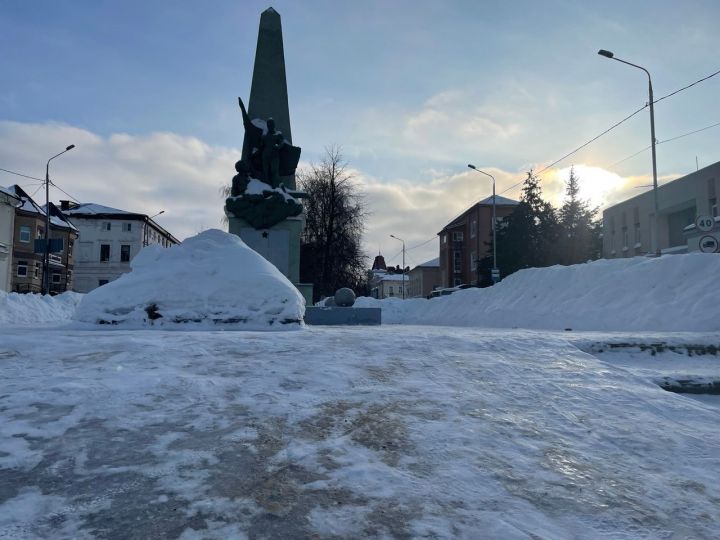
[
  {"x1": 478, "y1": 194, "x2": 519, "y2": 206},
  {"x1": 379, "y1": 273, "x2": 409, "y2": 282},
  {"x1": 0, "y1": 186, "x2": 21, "y2": 205},
  {"x1": 439, "y1": 195, "x2": 520, "y2": 234},
  {"x1": 63, "y1": 203, "x2": 135, "y2": 216},
  {"x1": 416, "y1": 257, "x2": 439, "y2": 268}
]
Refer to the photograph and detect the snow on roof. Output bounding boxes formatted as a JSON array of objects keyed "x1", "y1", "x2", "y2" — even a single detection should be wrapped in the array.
[
  {"x1": 478, "y1": 194, "x2": 519, "y2": 206},
  {"x1": 63, "y1": 203, "x2": 134, "y2": 216},
  {"x1": 7, "y1": 185, "x2": 47, "y2": 216},
  {"x1": 0, "y1": 186, "x2": 20, "y2": 201},
  {"x1": 416, "y1": 257, "x2": 439, "y2": 268},
  {"x1": 379, "y1": 273, "x2": 409, "y2": 282}
]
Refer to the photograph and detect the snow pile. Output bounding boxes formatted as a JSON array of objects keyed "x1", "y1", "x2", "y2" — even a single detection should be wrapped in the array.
[
  {"x1": 355, "y1": 253, "x2": 720, "y2": 331},
  {"x1": 73, "y1": 229, "x2": 304, "y2": 329},
  {"x1": 0, "y1": 291, "x2": 83, "y2": 326}
]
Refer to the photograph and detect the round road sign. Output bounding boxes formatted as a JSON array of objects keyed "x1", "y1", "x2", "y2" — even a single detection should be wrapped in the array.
[
  {"x1": 696, "y1": 215, "x2": 714, "y2": 232},
  {"x1": 699, "y1": 235, "x2": 719, "y2": 253}
]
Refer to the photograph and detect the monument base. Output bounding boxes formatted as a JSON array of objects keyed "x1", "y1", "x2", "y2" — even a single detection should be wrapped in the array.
[
  {"x1": 227, "y1": 214, "x2": 313, "y2": 305},
  {"x1": 304, "y1": 307, "x2": 381, "y2": 326}
]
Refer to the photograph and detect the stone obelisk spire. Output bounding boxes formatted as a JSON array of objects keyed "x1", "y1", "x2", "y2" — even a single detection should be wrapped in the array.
[{"x1": 248, "y1": 7, "x2": 292, "y2": 145}]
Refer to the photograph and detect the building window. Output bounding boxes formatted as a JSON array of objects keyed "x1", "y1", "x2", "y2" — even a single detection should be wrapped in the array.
[
  {"x1": 103, "y1": 222, "x2": 111, "y2": 231},
  {"x1": 470, "y1": 220, "x2": 477, "y2": 238},
  {"x1": 120, "y1": 244, "x2": 131, "y2": 262},
  {"x1": 453, "y1": 278, "x2": 462, "y2": 286},
  {"x1": 100, "y1": 244, "x2": 110, "y2": 262},
  {"x1": 452, "y1": 231, "x2": 463, "y2": 242},
  {"x1": 623, "y1": 230, "x2": 629, "y2": 248},
  {"x1": 453, "y1": 251, "x2": 462, "y2": 273},
  {"x1": 19, "y1": 226, "x2": 31, "y2": 243},
  {"x1": 52, "y1": 272, "x2": 61, "y2": 284},
  {"x1": 388, "y1": 286, "x2": 394, "y2": 296},
  {"x1": 37, "y1": 226, "x2": 44, "y2": 239},
  {"x1": 122, "y1": 223, "x2": 132, "y2": 232},
  {"x1": 98, "y1": 279, "x2": 109, "y2": 287},
  {"x1": 710, "y1": 197, "x2": 718, "y2": 217},
  {"x1": 470, "y1": 252, "x2": 477, "y2": 271},
  {"x1": 17, "y1": 261, "x2": 28, "y2": 277},
  {"x1": 442, "y1": 234, "x2": 447, "y2": 244}
]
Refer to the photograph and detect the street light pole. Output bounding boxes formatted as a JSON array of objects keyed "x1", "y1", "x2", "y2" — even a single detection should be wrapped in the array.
[
  {"x1": 43, "y1": 144, "x2": 75, "y2": 295},
  {"x1": 598, "y1": 49, "x2": 661, "y2": 256},
  {"x1": 389, "y1": 234, "x2": 406, "y2": 299},
  {"x1": 468, "y1": 165, "x2": 498, "y2": 284}
]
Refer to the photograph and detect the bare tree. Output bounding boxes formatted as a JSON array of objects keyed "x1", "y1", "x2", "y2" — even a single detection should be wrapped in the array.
[{"x1": 297, "y1": 145, "x2": 367, "y2": 301}]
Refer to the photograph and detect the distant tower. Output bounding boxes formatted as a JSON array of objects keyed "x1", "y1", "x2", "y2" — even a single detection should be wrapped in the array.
[{"x1": 371, "y1": 254, "x2": 387, "y2": 271}]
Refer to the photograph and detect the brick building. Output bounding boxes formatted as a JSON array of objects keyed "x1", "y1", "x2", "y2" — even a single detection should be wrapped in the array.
[{"x1": 437, "y1": 195, "x2": 518, "y2": 288}]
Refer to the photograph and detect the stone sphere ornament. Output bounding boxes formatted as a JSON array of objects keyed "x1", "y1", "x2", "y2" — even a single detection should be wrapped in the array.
[{"x1": 334, "y1": 288, "x2": 356, "y2": 307}]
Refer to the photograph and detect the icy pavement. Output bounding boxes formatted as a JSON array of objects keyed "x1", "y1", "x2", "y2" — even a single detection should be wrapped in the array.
[{"x1": 1, "y1": 326, "x2": 719, "y2": 539}]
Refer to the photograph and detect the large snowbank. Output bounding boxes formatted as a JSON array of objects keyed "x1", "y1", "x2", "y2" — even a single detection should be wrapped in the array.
[
  {"x1": 355, "y1": 253, "x2": 720, "y2": 331},
  {"x1": 0, "y1": 291, "x2": 82, "y2": 326},
  {"x1": 73, "y1": 229, "x2": 304, "y2": 329}
]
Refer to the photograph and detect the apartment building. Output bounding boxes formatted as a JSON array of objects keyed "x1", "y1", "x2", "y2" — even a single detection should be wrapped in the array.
[
  {"x1": 438, "y1": 195, "x2": 518, "y2": 288},
  {"x1": 6, "y1": 186, "x2": 78, "y2": 294},
  {"x1": 62, "y1": 202, "x2": 179, "y2": 292}
]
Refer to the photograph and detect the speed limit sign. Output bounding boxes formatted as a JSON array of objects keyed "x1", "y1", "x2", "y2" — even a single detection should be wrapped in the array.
[{"x1": 696, "y1": 215, "x2": 715, "y2": 232}]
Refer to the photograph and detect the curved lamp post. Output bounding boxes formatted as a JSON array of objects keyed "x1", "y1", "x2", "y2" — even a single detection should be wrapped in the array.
[
  {"x1": 467, "y1": 164, "x2": 499, "y2": 284},
  {"x1": 44, "y1": 144, "x2": 75, "y2": 294},
  {"x1": 389, "y1": 234, "x2": 406, "y2": 299},
  {"x1": 598, "y1": 49, "x2": 660, "y2": 256}
]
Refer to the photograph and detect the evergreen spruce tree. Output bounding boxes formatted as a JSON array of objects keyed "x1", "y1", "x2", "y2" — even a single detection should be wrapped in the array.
[
  {"x1": 486, "y1": 170, "x2": 559, "y2": 278},
  {"x1": 557, "y1": 167, "x2": 599, "y2": 265}
]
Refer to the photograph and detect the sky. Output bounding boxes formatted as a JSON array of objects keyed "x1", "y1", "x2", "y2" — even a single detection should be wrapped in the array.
[{"x1": 1, "y1": 0, "x2": 719, "y2": 267}]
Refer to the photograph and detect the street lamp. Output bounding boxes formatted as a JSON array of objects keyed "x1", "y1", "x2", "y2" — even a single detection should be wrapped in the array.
[
  {"x1": 467, "y1": 164, "x2": 499, "y2": 284},
  {"x1": 389, "y1": 234, "x2": 406, "y2": 299},
  {"x1": 598, "y1": 49, "x2": 660, "y2": 256},
  {"x1": 43, "y1": 144, "x2": 75, "y2": 295}
]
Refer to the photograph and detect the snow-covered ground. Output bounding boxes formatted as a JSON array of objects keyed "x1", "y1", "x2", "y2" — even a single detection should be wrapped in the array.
[
  {"x1": 0, "y1": 291, "x2": 82, "y2": 326},
  {"x1": 1, "y1": 325, "x2": 719, "y2": 538},
  {"x1": 356, "y1": 253, "x2": 720, "y2": 332}
]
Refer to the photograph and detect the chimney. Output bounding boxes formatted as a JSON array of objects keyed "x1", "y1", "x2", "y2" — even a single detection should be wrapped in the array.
[{"x1": 60, "y1": 200, "x2": 70, "y2": 211}]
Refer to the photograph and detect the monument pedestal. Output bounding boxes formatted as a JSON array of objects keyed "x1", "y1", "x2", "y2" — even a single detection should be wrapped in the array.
[{"x1": 227, "y1": 214, "x2": 313, "y2": 304}]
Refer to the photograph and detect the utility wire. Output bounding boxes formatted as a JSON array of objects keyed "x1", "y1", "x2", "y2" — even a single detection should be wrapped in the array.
[
  {"x1": 48, "y1": 179, "x2": 82, "y2": 204},
  {"x1": 0, "y1": 167, "x2": 44, "y2": 182},
  {"x1": 608, "y1": 120, "x2": 720, "y2": 168},
  {"x1": 498, "y1": 66, "x2": 720, "y2": 196},
  {"x1": 407, "y1": 236, "x2": 437, "y2": 251}
]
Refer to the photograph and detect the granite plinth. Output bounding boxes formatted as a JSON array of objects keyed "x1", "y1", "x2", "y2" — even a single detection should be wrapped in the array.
[{"x1": 304, "y1": 307, "x2": 381, "y2": 326}]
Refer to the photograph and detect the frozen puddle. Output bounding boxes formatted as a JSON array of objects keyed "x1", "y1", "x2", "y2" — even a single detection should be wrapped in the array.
[{"x1": 1, "y1": 326, "x2": 719, "y2": 538}]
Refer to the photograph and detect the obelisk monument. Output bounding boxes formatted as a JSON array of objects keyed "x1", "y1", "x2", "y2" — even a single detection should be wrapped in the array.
[
  {"x1": 225, "y1": 7, "x2": 313, "y2": 304},
  {"x1": 245, "y1": 7, "x2": 295, "y2": 190}
]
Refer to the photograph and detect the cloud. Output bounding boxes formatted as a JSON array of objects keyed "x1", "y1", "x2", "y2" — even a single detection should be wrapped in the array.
[{"x1": 0, "y1": 121, "x2": 237, "y2": 240}]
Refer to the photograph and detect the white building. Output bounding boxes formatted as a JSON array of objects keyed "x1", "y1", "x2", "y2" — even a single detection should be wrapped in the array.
[
  {"x1": 61, "y1": 202, "x2": 179, "y2": 293},
  {"x1": 368, "y1": 254, "x2": 410, "y2": 299},
  {"x1": 0, "y1": 186, "x2": 21, "y2": 292},
  {"x1": 603, "y1": 160, "x2": 720, "y2": 257}
]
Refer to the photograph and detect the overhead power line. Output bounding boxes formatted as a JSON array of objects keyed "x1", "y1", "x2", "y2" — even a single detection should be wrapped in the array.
[
  {"x1": 609, "y1": 120, "x2": 720, "y2": 168},
  {"x1": 0, "y1": 167, "x2": 44, "y2": 182},
  {"x1": 49, "y1": 179, "x2": 82, "y2": 204},
  {"x1": 498, "y1": 65, "x2": 720, "y2": 196}
]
